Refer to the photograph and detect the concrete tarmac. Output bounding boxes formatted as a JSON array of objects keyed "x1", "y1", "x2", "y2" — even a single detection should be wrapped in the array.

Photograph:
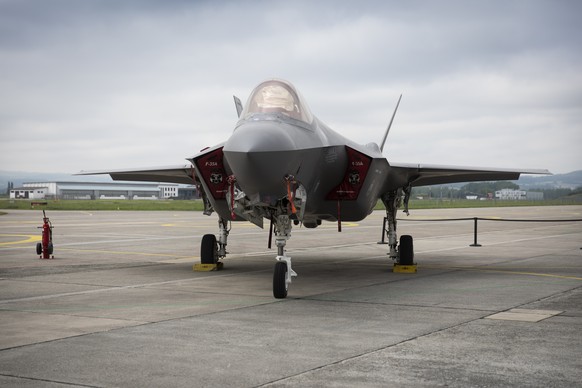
[{"x1": 0, "y1": 206, "x2": 581, "y2": 387}]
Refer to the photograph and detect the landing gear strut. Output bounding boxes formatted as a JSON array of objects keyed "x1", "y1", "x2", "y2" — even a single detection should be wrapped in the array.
[
  {"x1": 381, "y1": 186, "x2": 413, "y2": 264},
  {"x1": 272, "y1": 215, "x2": 297, "y2": 298}
]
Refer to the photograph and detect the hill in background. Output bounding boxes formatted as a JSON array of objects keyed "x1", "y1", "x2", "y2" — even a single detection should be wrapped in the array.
[{"x1": 516, "y1": 170, "x2": 582, "y2": 189}]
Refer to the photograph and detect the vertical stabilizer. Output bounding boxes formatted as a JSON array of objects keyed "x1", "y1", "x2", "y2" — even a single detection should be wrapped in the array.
[
  {"x1": 380, "y1": 94, "x2": 402, "y2": 152},
  {"x1": 234, "y1": 95, "x2": 243, "y2": 118}
]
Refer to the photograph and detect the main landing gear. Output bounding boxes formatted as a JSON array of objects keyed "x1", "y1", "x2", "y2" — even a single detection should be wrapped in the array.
[
  {"x1": 381, "y1": 186, "x2": 415, "y2": 266},
  {"x1": 199, "y1": 218, "x2": 229, "y2": 267}
]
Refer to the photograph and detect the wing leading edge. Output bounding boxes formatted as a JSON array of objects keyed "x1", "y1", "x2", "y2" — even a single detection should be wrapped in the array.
[
  {"x1": 386, "y1": 162, "x2": 551, "y2": 188},
  {"x1": 76, "y1": 164, "x2": 198, "y2": 185}
]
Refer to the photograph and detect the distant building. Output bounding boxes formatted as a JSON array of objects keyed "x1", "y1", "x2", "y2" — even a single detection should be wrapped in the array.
[
  {"x1": 495, "y1": 189, "x2": 527, "y2": 200},
  {"x1": 526, "y1": 191, "x2": 544, "y2": 201},
  {"x1": 9, "y1": 187, "x2": 47, "y2": 200},
  {"x1": 177, "y1": 187, "x2": 199, "y2": 200},
  {"x1": 160, "y1": 185, "x2": 178, "y2": 199},
  {"x1": 10, "y1": 182, "x2": 198, "y2": 200}
]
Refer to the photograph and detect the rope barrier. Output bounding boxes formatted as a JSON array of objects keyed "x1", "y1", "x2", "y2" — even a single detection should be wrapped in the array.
[
  {"x1": 379, "y1": 216, "x2": 582, "y2": 247},
  {"x1": 397, "y1": 217, "x2": 582, "y2": 222}
]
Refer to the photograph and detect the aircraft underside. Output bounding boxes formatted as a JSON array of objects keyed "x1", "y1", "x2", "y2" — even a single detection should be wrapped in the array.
[{"x1": 194, "y1": 149, "x2": 413, "y2": 298}]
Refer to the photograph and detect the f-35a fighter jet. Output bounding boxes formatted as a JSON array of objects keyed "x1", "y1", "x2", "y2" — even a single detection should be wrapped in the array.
[{"x1": 80, "y1": 79, "x2": 549, "y2": 298}]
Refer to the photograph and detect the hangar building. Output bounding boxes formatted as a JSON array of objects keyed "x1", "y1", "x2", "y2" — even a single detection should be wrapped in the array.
[{"x1": 9, "y1": 182, "x2": 192, "y2": 200}]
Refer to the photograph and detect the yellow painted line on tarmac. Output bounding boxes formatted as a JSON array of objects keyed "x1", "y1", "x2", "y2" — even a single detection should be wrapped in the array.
[
  {"x1": 2, "y1": 221, "x2": 39, "y2": 224},
  {"x1": 157, "y1": 257, "x2": 198, "y2": 264},
  {"x1": 162, "y1": 223, "x2": 249, "y2": 228},
  {"x1": 58, "y1": 247, "x2": 193, "y2": 259},
  {"x1": 0, "y1": 234, "x2": 41, "y2": 246},
  {"x1": 321, "y1": 222, "x2": 359, "y2": 228},
  {"x1": 476, "y1": 268, "x2": 582, "y2": 281},
  {"x1": 423, "y1": 265, "x2": 582, "y2": 281}
]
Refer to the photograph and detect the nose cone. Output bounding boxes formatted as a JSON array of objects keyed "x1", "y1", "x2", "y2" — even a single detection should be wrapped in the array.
[
  {"x1": 224, "y1": 121, "x2": 296, "y2": 153},
  {"x1": 223, "y1": 122, "x2": 300, "y2": 198}
]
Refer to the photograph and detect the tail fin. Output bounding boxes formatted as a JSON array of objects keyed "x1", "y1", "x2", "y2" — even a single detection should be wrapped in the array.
[
  {"x1": 233, "y1": 95, "x2": 243, "y2": 118},
  {"x1": 380, "y1": 94, "x2": 402, "y2": 152}
]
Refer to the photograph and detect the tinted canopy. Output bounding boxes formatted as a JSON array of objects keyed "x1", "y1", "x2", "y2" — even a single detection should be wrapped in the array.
[{"x1": 241, "y1": 79, "x2": 313, "y2": 124}]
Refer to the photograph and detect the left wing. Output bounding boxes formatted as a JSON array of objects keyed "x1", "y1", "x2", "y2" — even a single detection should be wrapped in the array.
[
  {"x1": 76, "y1": 164, "x2": 198, "y2": 185},
  {"x1": 385, "y1": 162, "x2": 551, "y2": 188}
]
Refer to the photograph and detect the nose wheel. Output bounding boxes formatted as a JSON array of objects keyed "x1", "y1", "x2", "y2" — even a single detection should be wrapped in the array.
[
  {"x1": 273, "y1": 261, "x2": 288, "y2": 298},
  {"x1": 273, "y1": 256, "x2": 297, "y2": 299},
  {"x1": 271, "y1": 215, "x2": 297, "y2": 298}
]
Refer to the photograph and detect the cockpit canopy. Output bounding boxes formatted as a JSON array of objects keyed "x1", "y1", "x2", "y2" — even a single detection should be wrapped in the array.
[{"x1": 240, "y1": 79, "x2": 313, "y2": 124}]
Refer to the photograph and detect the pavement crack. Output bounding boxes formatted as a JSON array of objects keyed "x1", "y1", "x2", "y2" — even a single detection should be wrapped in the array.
[{"x1": 0, "y1": 373, "x2": 100, "y2": 387}]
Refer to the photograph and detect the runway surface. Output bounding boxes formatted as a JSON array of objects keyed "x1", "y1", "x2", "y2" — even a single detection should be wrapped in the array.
[{"x1": 1, "y1": 206, "x2": 581, "y2": 387}]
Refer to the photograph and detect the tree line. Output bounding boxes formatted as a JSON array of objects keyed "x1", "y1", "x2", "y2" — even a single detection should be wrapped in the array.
[{"x1": 412, "y1": 182, "x2": 582, "y2": 200}]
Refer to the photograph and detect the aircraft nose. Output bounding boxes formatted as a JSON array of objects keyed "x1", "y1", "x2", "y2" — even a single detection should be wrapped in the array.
[
  {"x1": 223, "y1": 122, "x2": 300, "y2": 198},
  {"x1": 224, "y1": 121, "x2": 296, "y2": 153}
]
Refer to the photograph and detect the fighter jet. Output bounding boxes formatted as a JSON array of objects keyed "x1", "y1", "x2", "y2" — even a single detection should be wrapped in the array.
[{"x1": 80, "y1": 79, "x2": 550, "y2": 298}]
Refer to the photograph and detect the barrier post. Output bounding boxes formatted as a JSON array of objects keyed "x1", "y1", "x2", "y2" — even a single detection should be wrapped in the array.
[{"x1": 470, "y1": 217, "x2": 482, "y2": 247}]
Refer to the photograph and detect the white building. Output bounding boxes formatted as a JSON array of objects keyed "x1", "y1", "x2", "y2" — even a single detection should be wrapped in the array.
[
  {"x1": 11, "y1": 182, "x2": 184, "y2": 200},
  {"x1": 495, "y1": 189, "x2": 527, "y2": 200},
  {"x1": 9, "y1": 187, "x2": 47, "y2": 200},
  {"x1": 160, "y1": 185, "x2": 178, "y2": 199}
]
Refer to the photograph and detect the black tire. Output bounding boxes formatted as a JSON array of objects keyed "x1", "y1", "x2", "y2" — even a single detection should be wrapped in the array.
[
  {"x1": 399, "y1": 235, "x2": 414, "y2": 265},
  {"x1": 47, "y1": 243, "x2": 54, "y2": 255},
  {"x1": 36, "y1": 242, "x2": 42, "y2": 255},
  {"x1": 200, "y1": 234, "x2": 217, "y2": 264},
  {"x1": 273, "y1": 261, "x2": 288, "y2": 299}
]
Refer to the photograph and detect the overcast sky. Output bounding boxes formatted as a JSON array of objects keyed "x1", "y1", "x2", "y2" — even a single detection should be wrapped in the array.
[{"x1": 1, "y1": 0, "x2": 581, "y2": 175}]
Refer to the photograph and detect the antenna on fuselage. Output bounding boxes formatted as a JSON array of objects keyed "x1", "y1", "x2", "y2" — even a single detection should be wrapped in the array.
[{"x1": 379, "y1": 94, "x2": 402, "y2": 152}]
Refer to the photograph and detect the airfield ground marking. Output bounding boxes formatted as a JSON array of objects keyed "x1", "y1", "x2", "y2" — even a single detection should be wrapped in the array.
[
  {"x1": 319, "y1": 252, "x2": 582, "y2": 282},
  {"x1": 0, "y1": 267, "x2": 274, "y2": 305},
  {"x1": 419, "y1": 265, "x2": 582, "y2": 281},
  {"x1": 2, "y1": 221, "x2": 579, "y2": 302},
  {"x1": 57, "y1": 247, "x2": 193, "y2": 259},
  {"x1": 1, "y1": 248, "x2": 579, "y2": 306},
  {"x1": 0, "y1": 234, "x2": 41, "y2": 247},
  {"x1": 464, "y1": 268, "x2": 582, "y2": 281}
]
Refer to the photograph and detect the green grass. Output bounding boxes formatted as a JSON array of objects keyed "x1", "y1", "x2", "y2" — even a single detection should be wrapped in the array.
[
  {"x1": 373, "y1": 198, "x2": 582, "y2": 211},
  {"x1": 0, "y1": 198, "x2": 579, "y2": 212}
]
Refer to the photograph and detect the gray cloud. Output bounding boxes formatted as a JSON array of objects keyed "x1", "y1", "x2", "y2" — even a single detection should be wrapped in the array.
[{"x1": 1, "y1": 0, "x2": 581, "y2": 174}]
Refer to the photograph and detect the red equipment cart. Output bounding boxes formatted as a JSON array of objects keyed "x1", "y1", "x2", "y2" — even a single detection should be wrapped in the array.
[{"x1": 36, "y1": 210, "x2": 54, "y2": 259}]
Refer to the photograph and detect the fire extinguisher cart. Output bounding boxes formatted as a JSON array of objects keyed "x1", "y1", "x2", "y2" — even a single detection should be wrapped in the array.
[{"x1": 36, "y1": 210, "x2": 54, "y2": 259}]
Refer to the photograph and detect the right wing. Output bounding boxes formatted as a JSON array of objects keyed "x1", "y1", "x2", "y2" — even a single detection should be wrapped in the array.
[
  {"x1": 76, "y1": 164, "x2": 198, "y2": 185},
  {"x1": 385, "y1": 162, "x2": 551, "y2": 189}
]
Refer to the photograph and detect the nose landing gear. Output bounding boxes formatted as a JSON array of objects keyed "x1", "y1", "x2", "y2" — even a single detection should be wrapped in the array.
[{"x1": 272, "y1": 215, "x2": 296, "y2": 298}]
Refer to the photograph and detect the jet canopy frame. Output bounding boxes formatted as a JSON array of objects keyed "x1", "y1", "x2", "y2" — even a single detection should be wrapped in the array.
[{"x1": 240, "y1": 79, "x2": 313, "y2": 124}]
